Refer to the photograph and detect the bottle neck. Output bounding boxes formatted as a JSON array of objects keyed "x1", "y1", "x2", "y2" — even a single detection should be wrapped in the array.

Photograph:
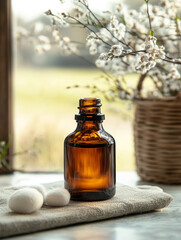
[
  {"x1": 76, "y1": 120, "x2": 103, "y2": 131},
  {"x1": 75, "y1": 98, "x2": 105, "y2": 122}
]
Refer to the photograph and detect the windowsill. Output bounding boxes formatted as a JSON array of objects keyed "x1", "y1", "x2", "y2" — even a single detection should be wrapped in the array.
[
  {"x1": 0, "y1": 171, "x2": 154, "y2": 188},
  {"x1": 0, "y1": 171, "x2": 180, "y2": 240}
]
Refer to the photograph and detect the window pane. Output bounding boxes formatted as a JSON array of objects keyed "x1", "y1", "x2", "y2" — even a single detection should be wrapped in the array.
[{"x1": 12, "y1": 0, "x2": 135, "y2": 172}]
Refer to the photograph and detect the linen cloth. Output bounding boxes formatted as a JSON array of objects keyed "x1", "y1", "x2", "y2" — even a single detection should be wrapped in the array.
[{"x1": 0, "y1": 182, "x2": 173, "y2": 238}]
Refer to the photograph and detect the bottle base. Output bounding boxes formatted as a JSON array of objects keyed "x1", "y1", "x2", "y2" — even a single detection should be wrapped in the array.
[{"x1": 69, "y1": 187, "x2": 116, "y2": 201}]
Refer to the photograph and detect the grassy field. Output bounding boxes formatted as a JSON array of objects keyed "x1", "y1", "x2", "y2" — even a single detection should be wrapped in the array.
[{"x1": 14, "y1": 67, "x2": 136, "y2": 171}]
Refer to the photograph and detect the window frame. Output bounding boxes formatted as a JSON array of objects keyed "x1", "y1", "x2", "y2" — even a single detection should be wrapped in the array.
[{"x1": 0, "y1": 0, "x2": 13, "y2": 170}]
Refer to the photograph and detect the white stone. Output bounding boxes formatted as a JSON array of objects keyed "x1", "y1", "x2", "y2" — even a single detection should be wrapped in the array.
[
  {"x1": 45, "y1": 188, "x2": 70, "y2": 207},
  {"x1": 8, "y1": 188, "x2": 44, "y2": 214}
]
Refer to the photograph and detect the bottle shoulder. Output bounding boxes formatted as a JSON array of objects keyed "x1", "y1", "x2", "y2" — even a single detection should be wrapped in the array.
[
  {"x1": 101, "y1": 130, "x2": 115, "y2": 144},
  {"x1": 64, "y1": 129, "x2": 115, "y2": 145}
]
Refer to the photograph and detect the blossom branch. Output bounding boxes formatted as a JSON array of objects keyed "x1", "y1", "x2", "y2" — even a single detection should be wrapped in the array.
[
  {"x1": 79, "y1": 0, "x2": 130, "y2": 48},
  {"x1": 150, "y1": 76, "x2": 162, "y2": 92},
  {"x1": 41, "y1": 1, "x2": 181, "y2": 100},
  {"x1": 137, "y1": 73, "x2": 147, "y2": 94},
  {"x1": 163, "y1": 56, "x2": 181, "y2": 65},
  {"x1": 145, "y1": 0, "x2": 153, "y2": 35},
  {"x1": 52, "y1": 12, "x2": 112, "y2": 48}
]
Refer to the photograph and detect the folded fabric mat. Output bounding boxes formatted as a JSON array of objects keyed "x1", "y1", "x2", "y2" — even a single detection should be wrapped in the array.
[{"x1": 0, "y1": 182, "x2": 173, "y2": 238}]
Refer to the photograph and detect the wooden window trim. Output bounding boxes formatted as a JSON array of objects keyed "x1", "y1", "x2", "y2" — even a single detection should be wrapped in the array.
[{"x1": 0, "y1": 0, "x2": 13, "y2": 171}]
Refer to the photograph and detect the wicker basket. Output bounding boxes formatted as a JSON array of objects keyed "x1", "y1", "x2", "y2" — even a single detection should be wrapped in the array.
[{"x1": 134, "y1": 99, "x2": 181, "y2": 184}]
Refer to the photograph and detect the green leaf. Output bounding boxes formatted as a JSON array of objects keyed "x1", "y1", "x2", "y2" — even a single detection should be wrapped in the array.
[
  {"x1": 1, "y1": 158, "x2": 12, "y2": 171},
  {"x1": 0, "y1": 138, "x2": 11, "y2": 171},
  {"x1": 122, "y1": 17, "x2": 126, "y2": 25},
  {"x1": 144, "y1": 0, "x2": 149, "y2": 3},
  {"x1": 176, "y1": 14, "x2": 181, "y2": 20},
  {"x1": 149, "y1": 29, "x2": 154, "y2": 36}
]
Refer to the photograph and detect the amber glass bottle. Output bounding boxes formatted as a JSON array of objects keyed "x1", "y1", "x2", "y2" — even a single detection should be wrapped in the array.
[{"x1": 64, "y1": 98, "x2": 116, "y2": 201}]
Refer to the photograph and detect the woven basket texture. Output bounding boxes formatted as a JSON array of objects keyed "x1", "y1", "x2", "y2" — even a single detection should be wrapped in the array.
[{"x1": 134, "y1": 99, "x2": 181, "y2": 184}]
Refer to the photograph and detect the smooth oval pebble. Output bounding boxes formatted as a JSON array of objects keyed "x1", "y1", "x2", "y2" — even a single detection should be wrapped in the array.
[
  {"x1": 8, "y1": 188, "x2": 44, "y2": 214},
  {"x1": 45, "y1": 188, "x2": 70, "y2": 207}
]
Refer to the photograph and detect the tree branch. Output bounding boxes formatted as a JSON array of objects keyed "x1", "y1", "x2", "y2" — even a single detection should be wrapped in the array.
[
  {"x1": 146, "y1": 1, "x2": 152, "y2": 33},
  {"x1": 163, "y1": 57, "x2": 181, "y2": 65},
  {"x1": 80, "y1": 1, "x2": 130, "y2": 48},
  {"x1": 64, "y1": 14, "x2": 112, "y2": 47},
  {"x1": 137, "y1": 73, "x2": 147, "y2": 93}
]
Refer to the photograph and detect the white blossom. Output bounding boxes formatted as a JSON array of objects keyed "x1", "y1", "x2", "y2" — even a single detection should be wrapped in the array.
[
  {"x1": 98, "y1": 28, "x2": 112, "y2": 42},
  {"x1": 51, "y1": 15, "x2": 69, "y2": 28},
  {"x1": 70, "y1": 7, "x2": 87, "y2": 22},
  {"x1": 52, "y1": 30, "x2": 60, "y2": 42},
  {"x1": 168, "y1": 67, "x2": 181, "y2": 80},
  {"x1": 99, "y1": 53, "x2": 109, "y2": 60},
  {"x1": 33, "y1": 23, "x2": 44, "y2": 34},
  {"x1": 17, "y1": 27, "x2": 29, "y2": 39},
  {"x1": 118, "y1": 90, "x2": 126, "y2": 99},
  {"x1": 35, "y1": 44, "x2": 51, "y2": 53},
  {"x1": 38, "y1": 35, "x2": 50, "y2": 44},
  {"x1": 110, "y1": 45, "x2": 123, "y2": 57},
  {"x1": 113, "y1": 23, "x2": 126, "y2": 40},
  {"x1": 109, "y1": 16, "x2": 119, "y2": 30},
  {"x1": 58, "y1": 36, "x2": 78, "y2": 55},
  {"x1": 34, "y1": 0, "x2": 181, "y2": 100},
  {"x1": 95, "y1": 58, "x2": 110, "y2": 70},
  {"x1": 109, "y1": 16, "x2": 126, "y2": 40},
  {"x1": 135, "y1": 36, "x2": 166, "y2": 73},
  {"x1": 89, "y1": 45, "x2": 97, "y2": 55}
]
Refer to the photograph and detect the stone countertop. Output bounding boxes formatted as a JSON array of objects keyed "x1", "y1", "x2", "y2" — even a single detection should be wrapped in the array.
[{"x1": 0, "y1": 171, "x2": 180, "y2": 240}]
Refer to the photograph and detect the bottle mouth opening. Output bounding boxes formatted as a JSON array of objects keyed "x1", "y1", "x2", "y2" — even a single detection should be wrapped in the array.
[
  {"x1": 79, "y1": 97, "x2": 100, "y2": 101},
  {"x1": 78, "y1": 98, "x2": 102, "y2": 109},
  {"x1": 76, "y1": 98, "x2": 104, "y2": 121}
]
